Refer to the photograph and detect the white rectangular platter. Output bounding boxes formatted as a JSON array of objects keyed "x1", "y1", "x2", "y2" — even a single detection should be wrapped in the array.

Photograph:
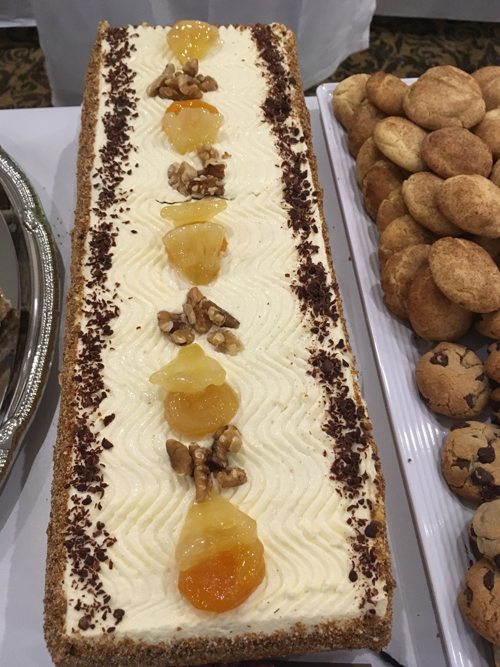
[{"x1": 317, "y1": 82, "x2": 494, "y2": 667}]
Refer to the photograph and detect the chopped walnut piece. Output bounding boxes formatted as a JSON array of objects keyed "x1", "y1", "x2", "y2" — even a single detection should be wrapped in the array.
[
  {"x1": 189, "y1": 444, "x2": 212, "y2": 502},
  {"x1": 190, "y1": 163, "x2": 226, "y2": 197},
  {"x1": 214, "y1": 424, "x2": 243, "y2": 453},
  {"x1": 196, "y1": 144, "x2": 220, "y2": 167},
  {"x1": 168, "y1": 147, "x2": 226, "y2": 197},
  {"x1": 148, "y1": 59, "x2": 217, "y2": 101},
  {"x1": 183, "y1": 287, "x2": 212, "y2": 334},
  {"x1": 171, "y1": 328, "x2": 195, "y2": 346},
  {"x1": 157, "y1": 310, "x2": 194, "y2": 346},
  {"x1": 182, "y1": 59, "x2": 198, "y2": 77},
  {"x1": 197, "y1": 73, "x2": 218, "y2": 93},
  {"x1": 146, "y1": 63, "x2": 175, "y2": 97},
  {"x1": 215, "y1": 468, "x2": 247, "y2": 488},
  {"x1": 166, "y1": 439, "x2": 193, "y2": 476},
  {"x1": 158, "y1": 310, "x2": 184, "y2": 334},
  {"x1": 202, "y1": 301, "x2": 240, "y2": 329},
  {"x1": 168, "y1": 161, "x2": 197, "y2": 197},
  {"x1": 207, "y1": 329, "x2": 243, "y2": 356}
]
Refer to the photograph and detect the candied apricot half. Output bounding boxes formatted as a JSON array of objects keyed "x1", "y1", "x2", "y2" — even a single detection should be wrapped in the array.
[{"x1": 177, "y1": 492, "x2": 266, "y2": 612}]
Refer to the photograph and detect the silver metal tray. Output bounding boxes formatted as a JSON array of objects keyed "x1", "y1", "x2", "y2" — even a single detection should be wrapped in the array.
[{"x1": 0, "y1": 146, "x2": 59, "y2": 489}]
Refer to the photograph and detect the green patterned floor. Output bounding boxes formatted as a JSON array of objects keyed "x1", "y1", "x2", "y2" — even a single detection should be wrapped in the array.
[{"x1": 2, "y1": 17, "x2": 500, "y2": 107}]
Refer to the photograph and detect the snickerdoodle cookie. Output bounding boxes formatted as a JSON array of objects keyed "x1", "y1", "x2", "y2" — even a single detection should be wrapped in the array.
[
  {"x1": 436, "y1": 175, "x2": 500, "y2": 237},
  {"x1": 402, "y1": 172, "x2": 462, "y2": 237},
  {"x1": 403, "y1": 66, "x2": 485, "y2": 130},
  {"x1": 428, "y1": 237, "x2": 500, "y2": 313},
  {"x1": 361, "y1": 160, "x2": 406, "y2": 220},
  {"x1": 407, "y1": 267, "x2": 474, "y2": 342},
  {"x1": 380, "y1": 244, "x2": 430, "y2": 319},
  {"x1": 420, "y1": 127, "x2": 492, "y2": 178},
  {"x1": 366, "y1": 71, "x2": 409, "y2": 117},
  {"x1": 376, "y1": 188, "x2": 407, "y2": 233},
  {"x1": 473, "y1": 109, "x2": 500, "y2": 161},
  {"x1": 347, "y1": 100, "x2": 386, "y2": 157},
  {"x1": 378, "y1": 214, "x2": 436, "y2": 267},
  {"x1": 373, "y1": 116, "x2": 428, "y2": 173},
  {"x1": 332, "y1": 74, "x2": 370, "y2": 130}
]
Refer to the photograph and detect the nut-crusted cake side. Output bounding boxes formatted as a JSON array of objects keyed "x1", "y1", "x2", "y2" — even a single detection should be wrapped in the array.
[{"x1": 44, "y1": 22, "x2": 394, "y2": 667}]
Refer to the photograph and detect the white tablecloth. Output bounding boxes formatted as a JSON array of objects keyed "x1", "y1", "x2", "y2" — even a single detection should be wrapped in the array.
[
  {"x1": 30, "y1": 0, "x2": 375, "y2": 106},
  {"x1": 0, "y1": 101, "x2": 446, "y2": 667}
]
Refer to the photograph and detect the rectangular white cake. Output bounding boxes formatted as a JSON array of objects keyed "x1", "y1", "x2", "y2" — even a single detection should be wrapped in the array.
[{"x1": 44, "y1": 21, "x2": 394, "y2": 667}]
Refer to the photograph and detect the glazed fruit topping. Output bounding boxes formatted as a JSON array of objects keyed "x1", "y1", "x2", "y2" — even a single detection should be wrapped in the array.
[{"x1": 168, "y1": 20, "x2": 219, "y2": 65}]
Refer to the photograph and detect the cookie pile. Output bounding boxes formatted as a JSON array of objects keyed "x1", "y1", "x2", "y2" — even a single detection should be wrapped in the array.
[{"x1": 334, "y1": 66, "x2": 500, "y2": 651}]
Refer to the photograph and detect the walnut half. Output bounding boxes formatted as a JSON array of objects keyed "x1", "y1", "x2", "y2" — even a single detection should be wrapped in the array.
[
  {"x1": 189, "y1": 444, "x2": 212, "y2": 503},
  {"x1": 166, "y1": 439, "x2": 193, "y2": 476}
]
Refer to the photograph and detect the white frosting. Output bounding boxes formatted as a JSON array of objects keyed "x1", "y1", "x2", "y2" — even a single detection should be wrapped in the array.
[{"x1": 65, "y1": 25, "x2": 389, "y2": 640}]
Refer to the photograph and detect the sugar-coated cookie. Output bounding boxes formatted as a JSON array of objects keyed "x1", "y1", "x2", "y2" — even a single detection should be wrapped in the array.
[
  {"x1": 366, "y1": 72, "x2": 408, "y2": 116},
  {"x1": 416, "y1": 342, "x2": 489, "y2": 419},
  {"x1": 470, "y1": 499, "x2": 500, "y2": 565},
  {"x1": 485, "y1": 341, "x2": 500, "y2": 383},
  {"x1": 491, "y1": 159, "x2": 500, "y2": 188},
  {"x1": 436, "y1": 175, "x2": 500, "y2": 238},
  {"x1": 420, "y1": 127, "x2": 492, "y2": 178},
  {"x1": 459, "y1": 559, "x2": 500, "y2": 645},
  {"x1": 472, "y1": 66, "x2": 500, "y2": 92},
  {"x1": 473, "y1": 109, "x2": 500, "y2": 161},
  {"x1": 483, "y1": 77, "x2": 500, "y2": 112},
  {"x1": 355, "y1": 136, "x2": 386, "y2": 187},
  {"x1": 347, "y1": 100, "x2": 386, "y2": 158},
  {"x1": 404, "y1": 67, "x2": 485, "y2": 130},
  {"x1": 442, "y1": 421, "x2": 500, "y2": 501},
  {"x1": 402, "y1": 172, "x2": 462, "y2": 237},
  {"x1": 373, "y1": 116, "x2": 428, "y2": 173},
  {"x1": 362, "y1": 160, "x2": 406, "y2": 220},
  {"x1": 429, "y1": 238, "x2": 500, "y2": 313},
  {"x1": 476, "y1": 309, "x2": 500, "y2": 339},
  {"x1": 376, "y1": 188, "x2": 407, "y2": 233},
  {"x1": 407, "y1": 267, "x2": 474, "y2": 342},
  {"x1": 378, "y1": 214, "x2": 436, "y2": 268},
  {"x1": 332, "y1": 74, "x2": 370, "y2": 130},
  {"x1": 470, "y1": 235, "x2": 500, "y2": 266},
  {"x1": 380, "y1": 244, "x2": 430, "y2": 319}
]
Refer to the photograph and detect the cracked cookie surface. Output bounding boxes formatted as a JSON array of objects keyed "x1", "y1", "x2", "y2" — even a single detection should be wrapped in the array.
[
  {"x1": 469, "y1": 499, "x2": 500, "y2": 565},
  {"x1": 416, "y1": 342, "x2": 490, "y2": 419},
  {"x1": 458, "y1": 559, "x2": 500, "y2": 645},
  {"x1": 428, "y1": 237, "x2": 500, "y2": 313},
  {"x1": 442, "y1": 421, "x2": 500, "y2": 501}
]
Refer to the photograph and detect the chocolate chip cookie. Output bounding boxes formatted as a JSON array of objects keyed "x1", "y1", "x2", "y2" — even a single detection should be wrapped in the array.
[
  {"x1": 458, "y1": 559, "x2": 500, "y2": 645},
  {"x1": 485, "y1": 341, "x2": 500, "y2": 383},
  {"x1": 442, "y1": 421, "x2": 500, "y2": 501},
  {"x1": 469, "y1": 499, "x2": 500, "y2": 566},
  {"x1": 476, "y1": 309, "x2": 500, "y2": 339},
  {"x1": 416, "y1": 343, "x2": 490, "y2": 419}
]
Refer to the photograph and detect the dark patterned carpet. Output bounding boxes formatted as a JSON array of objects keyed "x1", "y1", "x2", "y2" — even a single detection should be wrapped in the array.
[{"x1": 2, "y1": 17, "x2": 500, "y2": 107}]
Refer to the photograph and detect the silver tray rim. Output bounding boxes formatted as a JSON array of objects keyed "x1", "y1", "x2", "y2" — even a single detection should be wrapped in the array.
[{"x1": 0, "y1": 145, "x2": 60, "y2": 489}]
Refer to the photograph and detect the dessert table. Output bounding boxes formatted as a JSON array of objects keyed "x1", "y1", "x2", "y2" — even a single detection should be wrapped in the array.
[{"x1": 0, "y1": 99, "x2": 446, "y2": 667}]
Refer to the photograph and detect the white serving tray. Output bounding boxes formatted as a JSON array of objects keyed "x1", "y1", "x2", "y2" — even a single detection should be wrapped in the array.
[{"x1": 317, "y1": 82, "x2": 494, "y2": 667}]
